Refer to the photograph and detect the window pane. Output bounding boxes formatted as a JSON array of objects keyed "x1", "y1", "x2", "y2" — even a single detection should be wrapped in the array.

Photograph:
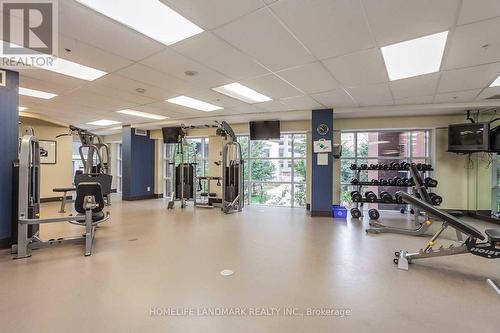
[
  {"x1": 251, "y1": 159, "x2": 291, "y2": 182},
  {"x1": 294, "y1": 184, "x2": 307, "y2": 207},
  {"x1": 293, "y1": 134, "x2": 307, "y2": 157},
  {"x1": 250, "y1": 183, "x2": 291, "y2": 206},
  {"x1": 411, "y1": 131, "x2": 427, "y2": 157},
  {"x1": 341, "y1": 133, "x2": 355, "y2": 158},
  {"x1": 293, "y1": 159, "x2": 306, "y2": 183},
  {"x1": 238, "y1": 136, "x2": 249, "y2": 158},
  {"x1": 250, "y1": 136, "x2": 292, "y2": 159}
]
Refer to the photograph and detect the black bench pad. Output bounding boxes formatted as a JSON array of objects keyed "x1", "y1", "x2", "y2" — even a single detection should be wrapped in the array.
[{"x1": 485, "y1": 229, "x2": 500, "y2": 242}]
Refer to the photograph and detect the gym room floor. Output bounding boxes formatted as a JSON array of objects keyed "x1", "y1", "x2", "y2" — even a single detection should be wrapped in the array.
[{"x1": 0, "y1": 196, "x2": 498, "y2": 333}]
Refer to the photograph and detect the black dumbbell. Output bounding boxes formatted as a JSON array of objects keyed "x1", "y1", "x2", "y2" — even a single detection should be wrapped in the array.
[
  {"x1": 379, "y1": 178, "x2": 388, "y2": 186},
  {"x1": 426, "y1": 164, "x2": 433, "y2": 171},
  {"x1": 429, "y1": 193, "x2": 443, "y2": 206},
  {"x1": 380, "y1": 191, "x2": 393, "y2": 203},
  {"x1": 351, "y1": 208, "x2": 362, "y2": 219},
  {"x1": 377, "y1": 164, "x2": 384, "y2": 170},
  {"x1": 416, "y1": 163, "x2": 423, "y2": 171},
  {"x1": 371, "y1": 179, "x2": 380, "y2": 185},
  {"x1": 396, "y1": 178, "x2": 406, "y2": 186},
  {"x1": 407, "y1": 178, "x2": 416, "y2": 187},
  {"x1": 351, "y1": 178, "x2": 359, "y2": 185},
  {"x1": 391, "y1": 162, "x2": 401, "y2": 170},
  {"x1": 360, "y1": 164, "x2": 368, "y2": 170},
  {"x1": 368, "y1": 209, "x2": 380, "y2": 220},
  {"x1": 395, "y1": 193, "x2": 404, "y2": 204},
  {"x1": 350, "y1": 164, "x2": 358, "y2": 170},
  {"x1": 369, "y1": 164, "x2": 377, "y2": 170},
  {"x1": 424, "y1": 177, "x2": 438, "y2": 188},
  {"x1": 400, "y1": 162, "x2": 410, "y2": 170},
  {"x1": 351, "y1": 191, "x2": 362, "y2": 202},
  {"x1": 382, "y1": 164, "x2": 389, "y2": 170},
  {"x1": 365, "y1": 191, "x2": 378, "y2": 203}
]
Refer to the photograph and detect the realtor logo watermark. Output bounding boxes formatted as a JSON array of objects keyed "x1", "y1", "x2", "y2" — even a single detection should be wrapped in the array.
[
  {"x1": 1, "y1": 0, "x2": 58, "y2": 69},
  {"x1": 150, "y1": 307, "x2": 352, "y2": 318}
]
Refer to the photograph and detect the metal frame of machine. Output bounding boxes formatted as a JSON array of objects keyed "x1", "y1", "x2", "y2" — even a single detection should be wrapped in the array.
[{"x1": 12, "y1": 131, "x2": 110, "y2": 259}]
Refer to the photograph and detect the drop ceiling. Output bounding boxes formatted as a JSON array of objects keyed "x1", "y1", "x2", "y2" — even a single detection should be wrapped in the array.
[{"x1": 7, "y1": 0, "x2": 500, "y2": 129}]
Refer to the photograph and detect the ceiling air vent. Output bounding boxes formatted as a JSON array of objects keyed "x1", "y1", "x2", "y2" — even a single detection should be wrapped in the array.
[
  {"x1": 486, "y1": 94, "x2": 500, "y2": 100},
  {"x1": 134, "y1": 128, "x2": 148, "y2": 136}
]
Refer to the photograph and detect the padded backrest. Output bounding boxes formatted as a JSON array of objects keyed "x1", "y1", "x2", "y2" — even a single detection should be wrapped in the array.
[
  {"x1": 397, "y1": 191, "x2": 485, "y2": 240},
  {"x1": 74, "y1": 173, "x2": 112, "y2": 195},
  {"x1": 410, "y1": 163, "x2": 432, "y2": 204},
  {"x1": 75, "y1": 182, "x2": 105, "y2": 214}
]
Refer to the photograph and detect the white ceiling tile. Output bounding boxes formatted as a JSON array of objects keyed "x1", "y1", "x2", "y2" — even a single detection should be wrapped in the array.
[
  {"x1": 362, "y1": 0, "x2": 459, "y2": 45},
  {"x1": 458, "y1": 0, "x2": 500, "y2": 25},
  {"x1": 322, "y1": 48, "x2": 389, "y2": 87},
  {"x1": 277, "y1": 62, "x2": 340, "y2": 94},
  {"x1": 389, "y1": 73, "x2": 440, "y2": 99},
  {"x1": 241, "y1": 74, "x2": 302, "y2": 99},
  {"x1": 347, "y1": 83, "x2": 394, "y2": 106},
  {"x1": 115, "y1": 63, "x2": 192, "y2": 94},
  {"x1": 434, "y1": 89, "x2": 481, "y2": 103},
  {"x1": 394, "y1": 95, "x2": 435, "y2": 105},
  {"x1": 161, "y1": 0, "x2": 264, "y2": 30},
  {"x1": 140, "y1": 48, "x2": 232, "y2": 88},
  {"x1": 173, "y1": 32, "x2": 269, "y2": 80},
  {"x1": 271, "y1": 0, "x2": 375, "y2": 59},
  {"x1": 438, "y1": 63, "x2": 500, "y2": 93},
  {"x1": 281, "y1": 95, "x2": 323, "y2": 110},
  {"x1": 255, "y1": 100, "x2": 289, "y2": 112},
  {"x1": 310, "y1": 89, "x2": 358, "y2": 108},
  {"x1": 79, "y1": 84, "x2": 157, "y2": 106},
  {"x1": 476, "y1": 86, "x2": 500, "y2": 100},
  {"x1": 60, "y1": 1, "x2": 164, "y2": 61},
  {"x1": 94, "y1": 74, "x2": 175, "y2": 101},
  {"x1": 19, "y1": 74, "x2": 78, "y2": 95},
  {"x1": 58, "y1": 36, "x2": 133, "y2": 73},
  {"x1": 444, "y1": 18, "x2": 500, "y2": 69},
  {"x1": 214, "y1": 8, "x2": 314, "y2": 71}
]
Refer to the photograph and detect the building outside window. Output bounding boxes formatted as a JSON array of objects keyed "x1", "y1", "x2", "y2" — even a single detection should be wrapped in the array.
[
  {"x1": 340, "y1": 130, "x2": 430, "y2": 210},
  {"x1": 238, "y1": 133, "x2": 307, "y2": 208}
]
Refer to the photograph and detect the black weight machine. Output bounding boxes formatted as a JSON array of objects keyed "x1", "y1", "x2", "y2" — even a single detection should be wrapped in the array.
[
  {"x1": 56, "y1": 125, "x2": 113, "y2": 209},
  {"x1": 162, "y1": 122, "x2": 243, "y2": 213},
  {"x1": 12, "y1": 129, "x2": 110, "y2": 259}
]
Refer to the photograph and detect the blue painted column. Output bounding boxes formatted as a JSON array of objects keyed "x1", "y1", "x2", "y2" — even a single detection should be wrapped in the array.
[
  {"x1": 0, "y1": 70, "x2": 19, "y2": 247},
  {"x1": 311, "y1": 109, "x2": 334, "y2": 217},
  {"x1": 122, "y1": 126, "x2": 155, "y2": 201}
]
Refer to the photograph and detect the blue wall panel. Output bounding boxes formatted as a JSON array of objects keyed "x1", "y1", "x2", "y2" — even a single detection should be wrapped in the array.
[
  {"x1": 122, "y1": 127, "x2": 155, "y2": 200},
  {"x1": 0, "y1": 70, "x2": 19, "y2": 247},
  {"x1": 311, "y1": 109, "x2": 334, "y2": 217}
]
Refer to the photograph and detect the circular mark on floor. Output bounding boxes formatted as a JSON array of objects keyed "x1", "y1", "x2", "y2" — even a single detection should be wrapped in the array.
[
  {"x1": 128, "y1": 238, "x2": 138, "y2": 242},
  {"x1": 220, "y1": 269, "x2": 234, "y2": 277}
]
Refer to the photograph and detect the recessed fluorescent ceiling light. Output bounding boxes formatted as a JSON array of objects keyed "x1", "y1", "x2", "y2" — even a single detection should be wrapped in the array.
[
  {"x1": 18, "y1": 106, "x2": 28, "y2": 111},
  {"x1": 491, "y1": 75, "x2": 500, "y2": 87},
  {"x1": 87, "y1": 120, "x2": 122, "y2": 127},
  {"x1": 381, "y1": 31, "x2": 448, "y2": 81},
  {"x1": 166, "y1": 96, "x2": 222, "y2": 112},
  {"x1": 0, "y1": 41, "x2": 107, "y2": 81},
  {"x1": 76, "y1": 0, "x2": 203, "y2": 45},
  {"x1": 212, "y1": 83, "x2": 272, "y2": 103},
  {"x1": 19, "y1": 87, "x2": 57, "y2": 99},
  {"x1": 116, "y1": 109, "x2": 168, "y2": 120}
]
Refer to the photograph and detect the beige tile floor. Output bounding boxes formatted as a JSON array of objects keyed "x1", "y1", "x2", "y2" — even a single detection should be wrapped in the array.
[{"x1": 1, "y1": 196, "x2": 499, "y2": 333}]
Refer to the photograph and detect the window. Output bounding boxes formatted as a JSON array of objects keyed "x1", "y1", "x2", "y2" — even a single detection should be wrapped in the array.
[
  {"x1": 340, "y1": 130, "x2": 430, "y2": 210},
  {"x1": 72, "y1": 141, "x2": 84, "y2": 176},
  {"x1": 238, "y1": 133, "x2": 307, "y2": 208},
  {"x1": 117, "y1": 144, "x2": 122, "y2": 193},
  {"x1": 163, "y1": 137, "x2": 209, "y2": 199}
]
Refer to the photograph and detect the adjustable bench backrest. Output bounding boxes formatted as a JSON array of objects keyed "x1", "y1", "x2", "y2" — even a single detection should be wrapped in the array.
[
  {"x1": 75, "y1": 182, "x2": 105, "y2": 214},
  {"x1": 397, "y1": 192, "x2": 485, "y2": 240},
  {"x1": 409, "y1": 163, "x2": 432, "y2": 204}
]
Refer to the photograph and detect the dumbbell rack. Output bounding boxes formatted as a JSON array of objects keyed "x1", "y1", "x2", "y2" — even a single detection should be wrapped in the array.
[{"x1": 349, "y1": 165, "x2": 434, "y2": 219}]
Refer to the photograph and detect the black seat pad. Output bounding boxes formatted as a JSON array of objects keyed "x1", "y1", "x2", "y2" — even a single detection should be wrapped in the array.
[
  {"x1": 78, "y1": 211, "x2": 104, "y2": 222},
  {"x1": 485, "y1": 229, "x2": 500, "y2": 242}
]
